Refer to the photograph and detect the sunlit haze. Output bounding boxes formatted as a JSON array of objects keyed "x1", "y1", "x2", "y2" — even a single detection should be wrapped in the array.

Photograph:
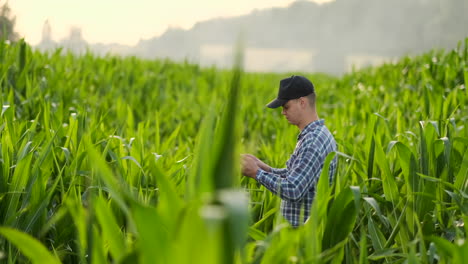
[{"x1": 9, "y1": 0, "x2": 334, "y2": 46}]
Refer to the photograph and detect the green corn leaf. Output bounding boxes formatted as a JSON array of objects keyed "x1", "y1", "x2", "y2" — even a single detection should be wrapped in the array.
[
  {"x1": 359, "y1": 227, "x2": 368, "y2": 264},
  {"x1": 131, "y1": 203, "x2": 168, "y2": 264},
  {"x1": 94, "y1": 197, "x2": 127, "y2": 261},
  {"x1": 322, "y1": 186, "x2": 357, "y2": 250},
  {"x1": 374, "y1": 136, "x2": 399, "y2": 203},
  {"x1": 368, "y1": 217, "x2": 386, "y2": 252},
  {"x1": 212, "y1": 46, "x2": 243, "y2": 191},
  {"x1": 455, "y1": 148, "x2": 468, "y2": 193},
  {"x1": 0, "y1": 227, "x2": 61, "y2": 264},
  {"x1": 18, "y1": 39, "x2": 26, "y2": 73}
]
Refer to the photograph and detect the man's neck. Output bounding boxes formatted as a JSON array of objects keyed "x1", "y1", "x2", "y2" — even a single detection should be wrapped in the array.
[{"x1": 298, "y1": 113, "x2": 319, "y2": 131}]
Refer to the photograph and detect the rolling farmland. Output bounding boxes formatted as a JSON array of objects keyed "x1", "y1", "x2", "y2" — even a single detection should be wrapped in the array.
[{"x1": 0, "y1": 39, "x2": 467, "y2": 263}]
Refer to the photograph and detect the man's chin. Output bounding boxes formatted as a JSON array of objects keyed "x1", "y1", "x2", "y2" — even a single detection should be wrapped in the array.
[{"x1": 286, "y1": 119, "x2": 294, "y2": 125}]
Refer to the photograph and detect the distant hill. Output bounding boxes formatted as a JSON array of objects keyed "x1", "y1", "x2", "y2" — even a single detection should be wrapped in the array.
[{"x1": 36, "y1": 0, "x2": 468, "y2": 74}]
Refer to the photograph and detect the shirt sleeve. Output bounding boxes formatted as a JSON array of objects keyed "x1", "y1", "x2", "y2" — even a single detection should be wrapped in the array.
[
  {"x1": 256, "y1": 139, "x2": 322, "y2": 202},
  {"x1": 271, "y1": 168, "x2": 288, "y2": 178}
]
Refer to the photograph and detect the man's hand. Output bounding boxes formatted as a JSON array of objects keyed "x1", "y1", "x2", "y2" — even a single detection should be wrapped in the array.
[
  {"x1": 241, "y1": 154, "x2": 260, "y2": 179},
  {"x1": 242, "y1": 154, "x2": 271, "y2": 172}
]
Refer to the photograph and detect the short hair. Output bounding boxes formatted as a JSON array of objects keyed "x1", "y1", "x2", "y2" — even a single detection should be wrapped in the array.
[{"x1": 306, "y1": 93, "x2": 316, "y2": 108}]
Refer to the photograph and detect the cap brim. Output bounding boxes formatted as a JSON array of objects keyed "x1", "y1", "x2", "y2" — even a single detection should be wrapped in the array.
[{"x1": 266, "y1": 98, "x2": 288, "y2": 108}]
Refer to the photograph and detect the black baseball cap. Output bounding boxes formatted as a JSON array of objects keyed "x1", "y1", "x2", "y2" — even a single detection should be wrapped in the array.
[{"x1": 266, "y1": 75, "x2": 315, "y2": 108}]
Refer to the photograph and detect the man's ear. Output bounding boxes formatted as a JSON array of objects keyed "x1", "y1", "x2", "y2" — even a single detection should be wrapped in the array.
[{"x1": 300, "y1": 97, "x2": 307, "y2": 107}]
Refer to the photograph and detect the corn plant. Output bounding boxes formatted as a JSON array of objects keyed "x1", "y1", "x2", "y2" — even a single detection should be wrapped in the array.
[{"x1": 0, "y1": 38, "x2": 467, "y2": 263}]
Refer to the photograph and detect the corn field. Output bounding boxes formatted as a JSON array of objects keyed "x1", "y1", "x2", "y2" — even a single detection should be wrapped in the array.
[{"x1": 0, "y1": 39, "x2": 467, "y2": 263}]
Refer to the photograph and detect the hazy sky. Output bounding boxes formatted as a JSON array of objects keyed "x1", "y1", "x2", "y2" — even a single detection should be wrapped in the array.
[{"x1": 9, "y1": 0, "x2": 333, "y2": 46}]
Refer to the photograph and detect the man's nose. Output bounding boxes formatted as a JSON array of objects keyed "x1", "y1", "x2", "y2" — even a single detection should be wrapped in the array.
[{"x1": 281, "y1": 109, "x2": 286, "y2": 115}]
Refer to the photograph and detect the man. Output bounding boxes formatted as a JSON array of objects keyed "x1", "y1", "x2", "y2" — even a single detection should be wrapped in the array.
[{"x1": 241, "y1": 75, "x2": 337, "y2": 227}]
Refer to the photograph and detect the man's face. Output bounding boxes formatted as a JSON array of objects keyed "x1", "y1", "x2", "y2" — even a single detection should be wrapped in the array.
[{"x1": 281, "y1": 98, "x2": 302, "y2": 125}]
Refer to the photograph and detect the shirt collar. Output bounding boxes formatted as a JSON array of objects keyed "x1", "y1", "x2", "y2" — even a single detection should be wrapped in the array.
[{"x1": 298, "y1": 119, "x2": 324, "y2": 140}]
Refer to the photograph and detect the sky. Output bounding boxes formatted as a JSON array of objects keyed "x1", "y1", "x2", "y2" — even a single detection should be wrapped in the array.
[{"x1": 8, "y1": 0, "x2": 333, "y2": 46}]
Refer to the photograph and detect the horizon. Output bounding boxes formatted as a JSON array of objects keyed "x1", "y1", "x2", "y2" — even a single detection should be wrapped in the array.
[{"x1": 9, "y1": 0, "x2": 333, "y2": 46}]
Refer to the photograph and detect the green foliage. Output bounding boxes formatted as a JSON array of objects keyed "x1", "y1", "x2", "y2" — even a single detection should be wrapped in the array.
[
  {"x1": 0, "y1": 227, "x2": 60, "y2": 264},
  {"x1": 0, "y1": 38, "x2": 467, "y2": 263}
]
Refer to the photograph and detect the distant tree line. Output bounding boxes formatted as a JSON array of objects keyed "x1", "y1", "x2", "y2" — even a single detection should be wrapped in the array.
[
  {"x1": 0, "y1": 2, "x2": 19, "y2": 42},
  {"x1": 136, "y1": 0, "x2": 468, "y2": 73}
]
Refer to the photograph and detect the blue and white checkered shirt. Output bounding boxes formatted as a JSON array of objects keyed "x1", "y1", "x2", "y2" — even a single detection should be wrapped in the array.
[{"x1": 256, "y1": 119, "x2": 337, "y2": 227}]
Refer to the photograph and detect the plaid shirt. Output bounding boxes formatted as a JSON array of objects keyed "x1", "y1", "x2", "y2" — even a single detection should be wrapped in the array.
[{"x1": 256, "y1": 119, "x2": 337, "y2": 227}]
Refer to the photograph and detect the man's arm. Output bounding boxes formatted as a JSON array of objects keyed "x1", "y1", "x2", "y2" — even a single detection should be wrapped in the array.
[
  {"x1": 271, "y1": 168, "x2": 288, "y2": 178},
  {"x1": 256, "y1": 142, "x2": 322, "y2": 202},
  {"x1": 241, "y1": 154, "x2": 284, "y2": 180},
  {"x1": 242, "y1": 154, "x2": 287, "y2": 177}
]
